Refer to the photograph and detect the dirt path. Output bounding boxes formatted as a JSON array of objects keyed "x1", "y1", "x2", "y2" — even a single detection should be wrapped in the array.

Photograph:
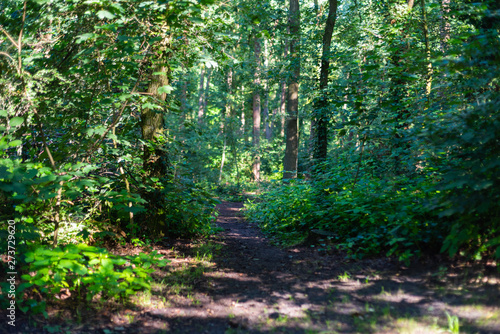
[
  {"x1": 136, "y1": 201, "x2": 500, "y2": 334},
  {"x1": 9, "y1": 201, "x2": 500, "y2": 333}
]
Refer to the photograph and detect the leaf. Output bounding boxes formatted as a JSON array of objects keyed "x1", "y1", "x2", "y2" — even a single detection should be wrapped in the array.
[
  {"x1": 32, "y1": 259, "x2": 50, "y2": 267},
  {"x1": 8, "y1": 140, "x2": 22, "y2": 147},
  {"x1": 188, "y1": 17, "x2": 204, "y2": 24},
  {"x1": 97, "y1": 10, "x2": 115, "y2": 20},
  {"x1": 10, "y1": 117, "x2": 24, "y2": 127},
  {"x1": 75, "y1": 33, "x2": 98, "y2": 44},
  {"x1": 158, "y1": 85, "x2": 174, "y2": 94},
  {"x1": 485, "y1": 236, "x2": 500, "y2": 247},
  {"x1": 24, "y1": 252, "x2": 35, "y2": 263}
]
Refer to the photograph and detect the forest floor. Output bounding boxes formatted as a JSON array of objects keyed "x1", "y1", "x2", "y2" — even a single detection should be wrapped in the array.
[{"x1": 8, "y1": 201, "x2": 500, "y2": 334}]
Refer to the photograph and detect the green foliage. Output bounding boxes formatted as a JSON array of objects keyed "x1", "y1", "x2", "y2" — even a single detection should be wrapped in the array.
[
  {"x1": 138, "y1": 177, "x2": 219, "y2": 238},
  {"x1": 246, "y1": 170, "x2": 447, "y2": 264},
  {"x1": 247, "y1": 0, "x2": 499, "y2": 266},
  {"x1": 0, "y1": 243, "x2": 169, "y2": 315},
  {"x1": 246, "y1": 180, "x2": 315, "y2": 245},
  {"x1": 430, "y1": 92, "x2": 500, "y2": 260}
]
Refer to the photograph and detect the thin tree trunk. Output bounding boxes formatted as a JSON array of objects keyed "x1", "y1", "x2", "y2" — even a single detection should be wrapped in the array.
[
  {"x1": 264, "y1": 92, "x2": 271, "y2": 141},
  {"x1": 280, "y1": 40, "x2": 288, "y2": 139},
  {"x1": 219, "y1": 139, "x2": 226, "y2": 183},
  {"x1": 252, "y1": 37, "x2": 262, "y2": 182},
  {"x1": 204, "y1": 67, "x2": 211, "y2": 112},
  {"x1": 280, "y1": 80, "x2": 286, "y2": 138},
  {"x1": 313, "y1": 0, "x2": 338, "y2": 163},
  {"x1": 283, "y1": 0, "x2": 300, "y2": 179},
  {"x1": 198, "y1": 66, "x2": 205, "y2": 124},
  {"x1": 421, "y1": 0, "x2": 433, "y2": 99},
  {"x1": 263, "y1": 40, "x2": 271, "y2": 141},
  {"x1": 180, "y1": 78, "x2": 188, "y2": 114},
  {"x1": 220, "y1": 68, "x2": 233, "y2": 183},
  {"x1": 241, "y1": 85, "x2": 246, "y2": 143}
]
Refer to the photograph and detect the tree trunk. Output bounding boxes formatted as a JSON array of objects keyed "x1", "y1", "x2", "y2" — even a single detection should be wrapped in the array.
[
  {"x1": 204, "y1": 67, "x2": 211, "y2": 113},
  {"x1": 264, "y1": 91, "x2": 271, "y2": 141},
  {"x1": 141, "y1": 59, "x2": 170, "y2": 177},
  {"x1": 263, "y1": 40, "x2": 271, "y2": 141},
  {"x1": 421, "y1": 0, "x2": 433, "y2": 99},
  {"x1": 252, "y1": 37, "x2": 262, "y2": 182},
  {"x1": 220, "y1": 68, "x2": 233, "y2": 183},
  {"x1": 280, "y1": 40, "x2": 288, "y2": 139},
  {"x1": 280, "y1": 80, "x2": 286, "y2": 138},
  {"x1": 241, "y1": 85, "x2": 246, "y2": 143},
  {"x1": 198, "y1": 66, "x2": 205, "y2": 124},
  {"x1": 313, "y1": 0, "x2": 338, "y2": 163},
  {"x1": 283, "y1": 0, "x2": 300, "y2": 179}
]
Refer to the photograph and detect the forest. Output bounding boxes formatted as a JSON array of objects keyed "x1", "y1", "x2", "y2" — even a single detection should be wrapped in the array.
[{"x1": 0, "y1": 0, "x2": 499, "y2": 333}]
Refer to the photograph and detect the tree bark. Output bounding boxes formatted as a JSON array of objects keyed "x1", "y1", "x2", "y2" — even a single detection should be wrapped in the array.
[
  {"x1": 241, "y1": 85, "x2": 247, "y2": 143},
  {"x1": 313, "y1": 0, "x2": 338, "y2": 163},
  {"x1": 283, "y1": 0, "x2": 300, "y2": 179},
  {"x1": 204, "y1": 67, "x2": 211, "y2": 113},
  {"x1": 263, "y1": 40, "x2": 271, "y2": 141},
  {"x1": 280, "y1": 80, "x2": 286, "y2": 138},
  {"x1": 220, "y1": 68, "x2": 233, "y2": 183},
  {"x1": 279, "y1": 39, "x2": 289, "y2": 139},
  {"x1": 421, "y1": 0, "x2": 433, "y2": 99},
  {"x1": 141, "y1": 58, "x2": 170, "y2": 176},
  {"x1": 252, "y1": 37, "x2": 262, "y2": 182},
  {"x1": 198, "y1": 66, "x2": 205, "y2": 124}
]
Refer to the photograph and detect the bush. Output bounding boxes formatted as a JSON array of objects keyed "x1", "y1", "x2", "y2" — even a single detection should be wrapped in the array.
[
  {"x1": 246, "y1": 173, "x2": 449, "y2": 264},
  {"x1": 0, "y1": 243, "x2": 169, "y2": 316}
]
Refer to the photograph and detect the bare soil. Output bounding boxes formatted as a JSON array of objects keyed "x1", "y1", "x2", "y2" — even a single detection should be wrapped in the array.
[{"x1": 5, "y1": 201, "x2": 500, "y2": 333}]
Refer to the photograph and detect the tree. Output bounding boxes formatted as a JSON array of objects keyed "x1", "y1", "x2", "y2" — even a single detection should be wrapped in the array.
[
  {"x1": 141, "y1": 39, "x2": 171, "y2": 177},
  {"x1": 312, "y1": 0, "x2": 338, "y2": 163},
  {"x1": 252, "y1": 37, "x2": 262, "y2": 181},
  {"x1": 283, "y1": 0, "x2": 300, "y2": 179}
]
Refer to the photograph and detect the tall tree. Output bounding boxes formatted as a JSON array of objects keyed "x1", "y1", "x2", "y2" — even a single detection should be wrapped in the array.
[
  {"x1": 263, "y1": 40, "x2": 272, "y2": 141},
  {"x1": 141, "y1": 39, "x2": 171, "y2": 176},
  {"x1": 198, "y1": 65, "x2": 205, "y2": 123},
  {"x1": 252, "y1": 37, "x2": 262, "y2": 181},
  {"x1": 420, "y1": 0, "x2": 433, "y2": 99},
  {"x1": 312, "y1": 0, "x2": 339, "y2": 163},
  {"x1": 283, "y1": 0, "x2": 300, "y2": 179}
]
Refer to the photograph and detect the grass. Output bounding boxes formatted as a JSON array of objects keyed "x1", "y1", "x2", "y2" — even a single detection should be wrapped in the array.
[
  {"x1": 445, "y1": 311, "x2": 460, "y2": 334},
  {"x1": 337, "y1": 272, "x2": 351, "y2": 282}
]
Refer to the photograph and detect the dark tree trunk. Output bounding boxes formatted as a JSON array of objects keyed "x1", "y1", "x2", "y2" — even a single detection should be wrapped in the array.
[
  {"x1": 283, "y1": 0, "x2": 300, "y2": 179},
  {"x1": 204, "y1": 67, "x2": 211, "y2": 113},
  {"x1": 313, "y1": 0, "x2": 338, "y2": 163},
  {"x1": 198, "y1": 66, "x2": 205, "y2": 124}
]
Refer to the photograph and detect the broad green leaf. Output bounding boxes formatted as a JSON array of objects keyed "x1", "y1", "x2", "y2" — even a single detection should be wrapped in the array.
[
  {"x1": 97, "y1": 10, "x2": 115, "y2": 20},
  {"x1": 10, "y1": 117, "x2": 24, "y2": 127},
  {"x1": 8, "y1": 140, "x2": 22, "y2": 147},
  {"x1": 75, "y1": 33, "x2": 98, "y2": 44},
  {"x1": 158, "y1": 85, "x2": 174, "y2": 94}
]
